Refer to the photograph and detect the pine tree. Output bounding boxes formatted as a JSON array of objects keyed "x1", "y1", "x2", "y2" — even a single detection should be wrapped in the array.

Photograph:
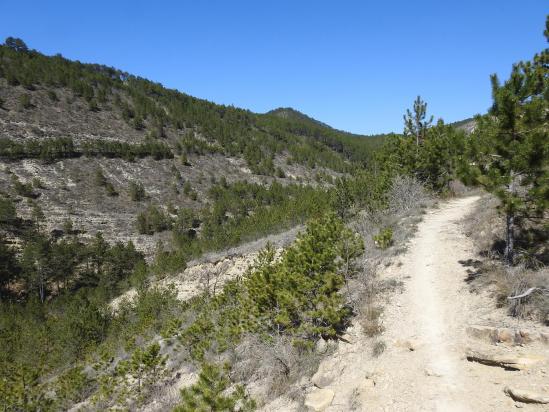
[
  {"x1": 21, "y1": 235, "x2": 51, "y2": 302},
  {"x1": 403, "y1": 96, "x2": 433, "y2": 146},
  {"x1": 18, "y1": 93, "x2": 32, "y2": 110},
  {"x1": 468, "y1": 17, "x2": 549, "y2": 265},
  {"x1": 174, "y1": 363, "x2": 255, "y2": 412},
  {"x1": 0, "y1": 235, "x2": 19, "y2": 300},
  {"x1": 4, "y1": 37, "x2": 28, "y2": 53}
]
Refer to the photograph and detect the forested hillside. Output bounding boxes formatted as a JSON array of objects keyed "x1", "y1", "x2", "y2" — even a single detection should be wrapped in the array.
[
  {"x1": 0, "y1": 14, "x2": 547, "y2": 411},
  {"x1": 0, "y1": 39, "x2": 397, "y2": 410}
]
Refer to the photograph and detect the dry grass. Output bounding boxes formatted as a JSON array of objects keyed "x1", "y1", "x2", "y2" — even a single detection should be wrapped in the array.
[
  {"x1": 372, "y1": 340, "x2": 387, "y2": 357},
  {"x1": 387, "y1": 175, "x2": 432, "y2": 215},
  {"x1": 360, "y1": 304, "x2": 385, "y2": 337},
  {"x1": 230, "y1": 334, "x2": 328, "y2": 403},
  {"x1": 346, "y1": 176, "x2": 434, "y2": 339},
  {"x1": 462, "y1": 194, "x2": 548, "y2": 325}
]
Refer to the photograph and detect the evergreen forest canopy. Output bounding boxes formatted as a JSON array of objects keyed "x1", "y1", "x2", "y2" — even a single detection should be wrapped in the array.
[
  {"x1": 0, "y1": 38, "x2": 387, "y2": 174},
  {"x1": 0, "y1": 15, "x2": 547, "y2": 410}
]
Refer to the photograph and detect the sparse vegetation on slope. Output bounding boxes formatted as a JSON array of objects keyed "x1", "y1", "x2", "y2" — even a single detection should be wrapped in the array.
[{"x1": 0, "y1": 14, "x2": 547, "y2": 412}]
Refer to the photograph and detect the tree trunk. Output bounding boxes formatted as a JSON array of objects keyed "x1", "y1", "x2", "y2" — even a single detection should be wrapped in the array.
[
  {"x1": 505, "y1": 212, "x2": 514, "y2": 266},
  {"x1": 504, "y1": 170, "x2": 517, "y2": 266}
]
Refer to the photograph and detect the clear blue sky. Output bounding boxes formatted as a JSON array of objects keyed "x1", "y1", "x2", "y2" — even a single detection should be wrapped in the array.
[{"x1": 1, "y1": 1, "x2": 547, "y2": 134}]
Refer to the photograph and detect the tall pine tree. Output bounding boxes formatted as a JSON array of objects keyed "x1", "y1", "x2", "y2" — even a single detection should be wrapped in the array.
[
  {"x1": 403, "y1": 95, "x2": 433, "y2": 146},
  {"x1": 468, "y1": 16, "x2": 549, "y2": 265}
]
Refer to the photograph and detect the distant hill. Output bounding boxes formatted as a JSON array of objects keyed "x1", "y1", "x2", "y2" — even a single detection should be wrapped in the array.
[
  {"x1": 450, "y1": 117, "x2": 477, "y2": 134},
  {"x1": 267, "y1": 107, "x2": 332, "y2": 129}
]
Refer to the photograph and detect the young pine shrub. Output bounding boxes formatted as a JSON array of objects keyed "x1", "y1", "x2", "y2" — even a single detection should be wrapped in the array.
[
  {"x1": 47, "y1": 90, "x2": 58, "y2": 102},
  {"x1": 174, "y1": 363, "x2": 255, "y2": 412},
  {"x1": 12, "y1": 176, "x2": 36, "y2": 198},
  {"x1": 136, "y1": 205, "x2": 172, "y2": 235},
  {"x1": 129, "y1": 181, "x2": 146, "y2": 201},
  {"x1": 105, "y1": 181, "x2": 118, "y2": 197},
  {"x1": 373, "y1": 227, "x2": 393, "y2": 249},
  {"x1": 18, "y1": 93, "x2": 32, "y2": 110},
  {"x1": 94, "y1": 168, "x2": 107, "y2": 186}
]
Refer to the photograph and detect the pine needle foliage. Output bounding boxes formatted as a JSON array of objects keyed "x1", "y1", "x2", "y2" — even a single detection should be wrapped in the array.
[
  {"x1": 179, "y1": 213, "x2": 364, "y2": 360},
  {"x1": 175, "y1": 363, "x2": 255, "y2": 412},
  {"x1": 466, "y1": 16, "x2": 549, "y2": 265}
]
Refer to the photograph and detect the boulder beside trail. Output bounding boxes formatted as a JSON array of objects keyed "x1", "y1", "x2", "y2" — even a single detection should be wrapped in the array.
[
  {"x1": 466, "y1": 325, "x2": 549, "y2": 346},
  {"x1": 504, "y1": 387, "x2": 549, "y2": 404},
  {"x1": 311, "y1": 358, "x2": 343, "y2": 388},
  {"x1": 465, "y1": 348, "x2": 545, "y2": 370},
  {"x1": 304, "y1": 389, "x2": 335, "y2": 411}
]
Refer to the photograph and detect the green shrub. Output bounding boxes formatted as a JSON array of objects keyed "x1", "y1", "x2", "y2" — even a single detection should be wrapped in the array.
[
  {"x1": 129, "y1": 181, "x2": 146, "y2": 201},
  {"x1": 0, "y1": 196, "x2": 17, "y2": 226},
  {"x1": 136, "y1": 205, "x2": 172, "y2": 234},
  {"x1": 105, "y1": 182, "x2": 118, "y2": 196},
  {"x1": 179, "y1": 213, "x2": 364, "y2": 360},
  {"x1": 18, "y1": 93, "x2": 32, "y2": 109},
  {"x1": 115, "y1": 342, "x2": 166, "y2": 395},
  {"x1": 374, "y1": 227, "x2": 393, "y2": 249},
  {"x1": 88, "y1": 98, "x2": 99, "y2": 112},
  {"x1": 53, "y1": 367, "x2": 93, "y2": 409},
  {"x1": 0, "y1": 137, "x2": 76, "y2": 162},
  {"x1": 0, "y1": 137, "x2": 172, "y2": 162},
  {"x1": 32, "y1": 177, "x2": 44, "y2": 189},
  {"x1": 12, "y1": 176, "x2": 36, "y2": 198},
  {"x1": 47, "y1": 90, "x2": 58, "y2": 101},
  {"x1": 175, "y1": 363, "x2": 255, "y2": 412},
  {"x1": 183, "y1": 181, "x2": 192, "y2": 195},
  {"x1": 94, "y1": 168, "x2": 107, "y2": 186}
]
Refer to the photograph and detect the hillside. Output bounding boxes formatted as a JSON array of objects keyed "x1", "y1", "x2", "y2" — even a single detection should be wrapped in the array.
[{"x1": 0, "y1": 41, "x2": 386, "y2": 257}]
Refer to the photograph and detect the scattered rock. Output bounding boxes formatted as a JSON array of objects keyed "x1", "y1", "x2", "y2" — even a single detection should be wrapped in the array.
[
  {"x1": 516, "y1": 330, "x2": 534, "y2": 345},
  {"x1": 497, "y1": 329, "x2": 514, "y2": 344},
  {"x1": 424, "y1": 368, "x2": 443, "y2": 377},
  {"x1": 315, "y1": 338, "x2": 328, "y2": 354},
  {"x1": 467, "y1": 325, "x2": 549, "y2": 346},
  {"x1": 395, "y1": 339, "x2": 421, "y2": 351},
  {"x1": 304, "y1": 389, "x2": 335, "y2": 411},
  {"x1": 311, "y1": 359, "x2": 342, "y2": 388},
  {"x1": 504, "y1": 387, "x2": 549, "y2": 404},
  {"x1": 467, "y1": 326, "x2": 496, "y2": 342},
  {"x1": 466, "y1": 348, "x2": 545, "y2": 370}
]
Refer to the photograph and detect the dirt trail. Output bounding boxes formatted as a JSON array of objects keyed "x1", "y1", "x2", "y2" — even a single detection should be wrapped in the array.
[
  {"x1": 370, "y1": 196, "x2": 482, "y2": 411},
  {"x1": 293, "y1": 196, "x2": 549, "y2": 412}
]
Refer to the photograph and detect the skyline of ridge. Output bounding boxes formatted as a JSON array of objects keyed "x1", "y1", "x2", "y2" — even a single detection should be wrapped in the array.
[{"x1": 1, "y1": 0, "x2": 547, "y2": 134}]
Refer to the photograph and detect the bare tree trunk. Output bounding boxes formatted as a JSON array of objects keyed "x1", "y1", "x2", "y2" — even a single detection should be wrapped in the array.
[
  {"x1": 505, "y1": 212, "x2": 515, "y2": 266},
  {"x1": 505, "y1": 171, "x2": 516, "y2": 266},
  {"x1": 37, "y1": 262, "x2": 45, "y2": 303}
]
